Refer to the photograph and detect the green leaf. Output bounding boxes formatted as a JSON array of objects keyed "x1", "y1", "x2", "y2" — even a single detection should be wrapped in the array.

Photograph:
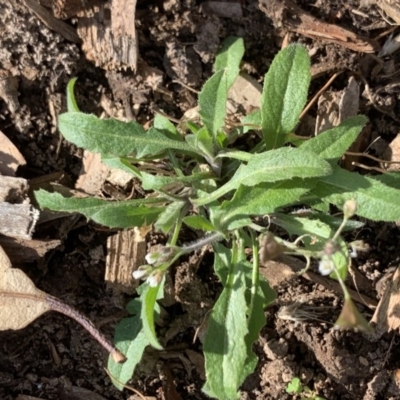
[
  {"x1": 153, "y1": 113, "x2": 181, "y2": 140},
  {"x1": 241, "y1": 109, "x2": 261, "y2": 134},
  {"x1": 195, "y1": 127, "x2": 217, "y2": 158},
  {"x1": 330, "y1": 238, "x2": 350, "y2": 281},
  {"x1": 241, "y1": 260, "x2": 275, "y2": 382},
  {"x1": 58, "y1": 112, "x2": 195, "y2": 158},
  {"x1": 198, "y1": 37, "x2": 244, "y2": 138},
  {"x1": 101, "y1": 156, "x2": 141, "y2": 178},
  {"x1": 220, "y1": 178, "x2": 317, "y2": 227},
  {"x1": 212, "y1": 242, "x2": 231, "y2": 285},
  {"x1": 140, "y1": 170, "x2": 212, "y2": 191},
  {"x1": 183, "y1": 215, "x2": 216, "y2": 232},
  {"x1": 261, "y1": 44, "x2": 310, "y2": 150},
  {"x1": 203, "y1": 261, "x2": 248, "y2": 400},
  {"x1": 286, "y1": 377, "x2": 303, "y2": 394},
  {"x1": 301, "y1": 211, "x2": 364, "y2": 232},
  {"x1": 155, "y1": 201, "x2": 186, "y2": 234},
  {"x1": 194, "y1": 147, "x2": 332, "y2": 206},
  {"x1": 272, "y1": 213, "x2": 333, "y2": 250},
  {"x1": 300, "y1": 116, "x2": 367, "y2": 161},
  {"x1": 35, "y1": 190, "x2": 164, "y2": 228},
  {"x1": 312, "y1": 167, "x2": 400, "y2": 221},
  {"x1": 140, "y1": 281, "x2": 164, "y2": 350},
  {"x1": 214, "y1": 36, "x2": 245, "y2": 87},
  {"x1": 198, "y1": 69, "x2": 229, "y2": 138},
  {"x1": 66, "y1": 78, "x2": 80, "y2": 112},
  {"x1": 108, "y1": 308, "x2": 149, "y2": 390}
]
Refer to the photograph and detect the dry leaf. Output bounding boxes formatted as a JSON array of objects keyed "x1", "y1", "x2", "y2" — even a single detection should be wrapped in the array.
[
  {"x1": 371, "y1": 267, "x2": 400, "y2": 338},
  {"x1": 0, "y1": 245, "x2": 126, "y2": 363},
  {"x1": 0, "y1": 129, "x2": 26, "y2": 175},
  {"x1": 0, "y1": 245, "x2": 51, "y2": 330}
]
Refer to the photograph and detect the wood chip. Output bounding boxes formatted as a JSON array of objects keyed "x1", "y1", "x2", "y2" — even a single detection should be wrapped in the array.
[
  {"x1": 22, "y1": 0, "x2": 81, "y2": 43},
  {"x1": 105, "y1": 228, "x2": 147, "y2": 294},
  {"x1": 373, "y1": 0, "x2": 400, "y2": 25},
  {"x1": 0, "y1": 203, "x2": 39, "y2": 240},
  {"x1": 0, "y1": 131, "x2": 26, "y2": 175},
  {"x1": 39, "y1": 0, "x2": 101, "y2": 19},
  {"x1": 0, "y1": 69, "x2": 20, "y2": 114},
  {"x1": 259, "y1": 0, "x2": 379, "y2": 53},
  {"x1": 77, "y1": 0, "x2": 138, "y2": 71}
]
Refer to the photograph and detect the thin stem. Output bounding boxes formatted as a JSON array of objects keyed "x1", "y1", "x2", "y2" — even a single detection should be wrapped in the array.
[
  {"x1": 332, "y1": 217, "x2": 348, "y2": 242},
  {"x1": 180, "y1": 232, "x2": 224, "y2": 253},
  {"x1": 248, "y1": 230, "x2": 260, "y2": 319},
  {"x1": 46, "y1": 295, "x2": 126, "y2": 363}
]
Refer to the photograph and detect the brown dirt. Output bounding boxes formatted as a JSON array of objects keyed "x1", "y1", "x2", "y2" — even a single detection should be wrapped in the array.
[{"x1": 2, "y1": 0, "x2": 400, "y2": 399}]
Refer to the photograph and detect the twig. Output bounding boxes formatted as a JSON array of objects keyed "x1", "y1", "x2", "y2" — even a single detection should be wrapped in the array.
[
  {"x1": 46, "y1": 295, "x2": 126, "y2": 363},
  {"x1": 299, "y1": 71, "x2": 342, "y2": 120}
]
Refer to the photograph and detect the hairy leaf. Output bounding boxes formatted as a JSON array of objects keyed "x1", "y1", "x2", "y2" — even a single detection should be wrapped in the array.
[
  {"x1": 199, "y1": 37, "x2": 244, "y2": 137},
  {"x1": 140, "y1": 281, "x2": 164, "y2": 350},
  {"x1": 261, "y1": 44, "x2": 310, "y2": 149},
  {"x1": 195, "y1": 147, "x2": 331, "y2": 206},
  {"x1": 312, "y1": 167, "x2": 400, "y2": 221},
  {"x1": 108, "y1": 305, "x2": 149, "y2": 390},
  {"x1": 35, "y1": 190, "x2": 164, "y2": 228},
  {"x1": 300, "y1": 116, "x2": 367, "y2": 160},
  {"x1": 66, "y1": 78, "x2": 80, "y2": 112},
  {"x1": 58, "y1": 112, "x2": 194, "y2": 158},
  {"x1": 183, "y1": 215, "x2": 216, "y2": 232},
  {"x1": 155, "y1": 201, "x2": 186, "y2": 234},
  {"x1": 203, "y1": 261, "x2": 248, "y2": 399},
  {"x1": 220, "y1": 178, "x2": 317, "y2": 227}
]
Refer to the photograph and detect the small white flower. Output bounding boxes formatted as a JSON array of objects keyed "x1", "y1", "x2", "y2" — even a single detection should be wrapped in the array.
[
  {"x1": 318, "y1": 259, "x2": 335, "y2": 276},
  {"x1": 132, "y1": 268, "x2": 148, "y2": 280},
  {"x1": 145, "y1": 251, "x2": 160, "y2": 265},
  {"x1": 146, "y1": 272, "x2": 163, "y2": 287}
]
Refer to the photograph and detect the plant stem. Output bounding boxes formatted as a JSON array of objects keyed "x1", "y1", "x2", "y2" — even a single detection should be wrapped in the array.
[
  {"x1": 248, "y1": 230, "x2": 260, "y2": 319},
  {"x1": 46, "y1": 295, "x2": 126, "y2": 363},
  {"x1": 180, "y1": 232, "x2": 224, "y2": 253}
]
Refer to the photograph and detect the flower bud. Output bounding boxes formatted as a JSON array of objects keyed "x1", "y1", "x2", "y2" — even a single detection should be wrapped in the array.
[
  {"x1": 259, "y1": 232, "x2": 286, "y2": 264},
  {"x1": 318, "y1": 258, "x2": 335, "y2": 275},
  {"x1": 343, "y1": 199, "x2": 357, "y2": 219},
  {"x1": 132, "y1": 265, "x2": 151, "y2": 280}
]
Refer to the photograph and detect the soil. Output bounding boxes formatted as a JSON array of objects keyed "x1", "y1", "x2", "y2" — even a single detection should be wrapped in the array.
[{"x1": 1, "y1": 0, "x2": 400, "y2": 399}]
